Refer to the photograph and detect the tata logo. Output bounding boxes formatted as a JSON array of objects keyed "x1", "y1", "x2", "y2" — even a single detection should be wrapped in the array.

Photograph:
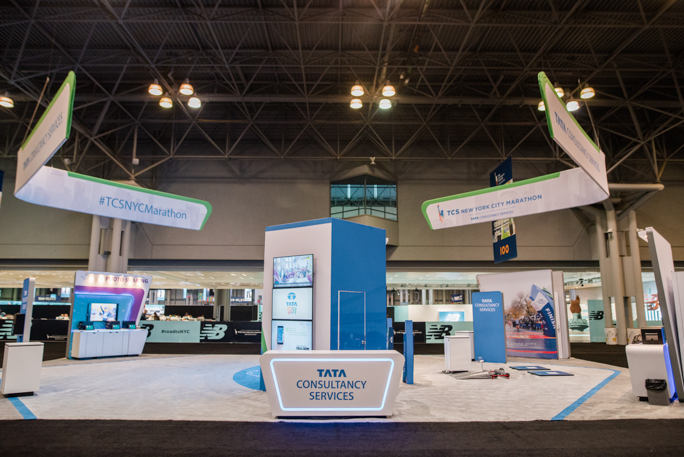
[
  {"x1": 317, "y1": 369, "x2": 347, "y2": 377},
  {"x1": 288, "y1": 292, "x2": 296, "y2": 300},
  {"x1": 200, "y1": 324, "x2": 228, "y2": 340}
]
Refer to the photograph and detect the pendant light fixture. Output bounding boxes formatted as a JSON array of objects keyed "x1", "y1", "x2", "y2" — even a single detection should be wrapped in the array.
[
  {"x1": 351, "y1": 82, "x2": 364, "y2": 97},
  {"x1": 179, "y1": 79, "x2": 194, "y2": 96},
  {"x1": 159, "y1": 94, "x2": 173, "y2": 108},
  {"x1": 580, "y1": 86, "x2": 595, "y2": 99},
  {"x1": 148, "y1": 79, "x2": 163, "y2": 96},
  {"x1": 378, "y1": 98, "x2": 392, "y2": 110},
  {"x1": 566, "y1": 100, "x2": 579, "y2": 112},
  {"x1": 537, "y1": 100, "x2": 545, "y2": 111},
  {"x1": 350, "y1": 98, "x2": 363, "y2": 109},
  {"x1": 0, "y1": 93, "x2": 14, "y2": 108},
  {"x1": 382, "y1": 82, "x2": 395, "y2": 97},
  {"x1": 554, "y1": 83, "x2": 564, "y2": 98},
  {"x1": 188, "y1": 94, "x2": 201, "y2": 109}
]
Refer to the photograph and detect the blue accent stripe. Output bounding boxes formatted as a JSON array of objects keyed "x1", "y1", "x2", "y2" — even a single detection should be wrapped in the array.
[
  {"x1": 8, "y1": 397, "x2": 37, "y2": 420},
  {"x1": 265, "y1": 218, "x2": 334, "y2": 232},
  {"x1": 551, "y1": 368, "x2": 620, "y2": 421}
]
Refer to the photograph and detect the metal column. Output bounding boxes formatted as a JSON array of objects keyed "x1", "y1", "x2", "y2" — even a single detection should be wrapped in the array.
[{"x1": 605, "y1": 208, "x2": 628, "y2": 345}]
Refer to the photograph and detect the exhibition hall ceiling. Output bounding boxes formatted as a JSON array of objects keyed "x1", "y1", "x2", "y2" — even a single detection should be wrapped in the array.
[{"x1": 1, "y1": 1, "x2": 684, "y2": 186}]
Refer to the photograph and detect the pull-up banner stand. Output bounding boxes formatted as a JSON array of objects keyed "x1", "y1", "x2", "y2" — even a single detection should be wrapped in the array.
[
  {"x1": 422, "y1": 72, "x2": 608, "y2": 230},
  {"x1": 14, "y1": 72, "x2": 212, "y2": 230},
  {"x1": 18, "y1": 277, "x2": 36, "y2": 343}
]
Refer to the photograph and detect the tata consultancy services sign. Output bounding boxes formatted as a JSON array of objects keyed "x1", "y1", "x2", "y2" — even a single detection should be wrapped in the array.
[{"x1": 260, "y1": 350, "x2": 404, "y2": 417}]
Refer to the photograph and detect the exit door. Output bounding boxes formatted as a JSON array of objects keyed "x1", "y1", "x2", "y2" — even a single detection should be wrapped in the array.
[{"x1": 337, "y1": 291, "x2": 366, "y2": 350}]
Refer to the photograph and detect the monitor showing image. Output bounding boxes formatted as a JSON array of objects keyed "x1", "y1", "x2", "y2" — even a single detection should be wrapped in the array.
[
  {"x1": 272, "y1": 287, "x2": 313, "y2": 321},
  {"x1": 271, "y1": 320, "x2": 312, "y2": 351},
  {"x1": 273, "y1": 255, "x2": 313, "y2": 288},
  {"x1": 89, "y1": 303, "x2": 118, "y2": 322},
  {"x1": 145, "y1": 304, "x2": 165, "y2": 316}
]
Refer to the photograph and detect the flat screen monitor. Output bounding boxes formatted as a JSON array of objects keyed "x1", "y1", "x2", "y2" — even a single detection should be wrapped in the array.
[
  {"x1": 273, "y1": 255, "x2": 313, "y2": 288},
  {"x1": 271, "y1": 320, "x2": 312, "y2": 351},
  {"x1": 272, "y1": 287, "x2": 313, "y2": 321},
  {"x1": 145, "y1": 304, "x2": 165, "y2": 316},
  {"x1": 89, "y1": 303, "x2": 118, "y2": 322}
]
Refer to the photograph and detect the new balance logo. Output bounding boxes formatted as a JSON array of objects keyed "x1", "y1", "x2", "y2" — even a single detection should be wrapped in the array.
[
  {"x1": 200, "y1": 324, "x2": 228, "y2": 340},
  {"x1": 589, "y1": 311, "x2": 604, "y2": 321},
  {"x1": 0, "y1": 321, "x2": 17, "y2": 340}
]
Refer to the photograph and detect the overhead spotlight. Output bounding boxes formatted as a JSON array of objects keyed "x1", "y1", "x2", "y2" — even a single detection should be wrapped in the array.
[
  {"x1": 382, "y1": 83, "x2": 395, "y2": 97},
  {"x1": 370, "y1": 157, "x2": 376, "y2": 165},
  {"x1": 132, "y1": 157, "x2": 140, "y2": 165},
  {"x1": 351, "y1": 82, "x2": 364, "y2": 97},
  {"x1": 554, "y1": 83, "x2": 564, "y2": 98},
  {"x1": 580, "y1": 87, "x2": 595, "y2": 99},
  {"x1": 350, "y1": 98, "x2": 363, "y2": 109},
  {"x1": 537, "y1": 100, "x2": 545, "y2": 111},
  {"x1": 148, "y1": 79, "x2": 163, "y2": 96},
  {"x1": 566, "y1": 100, "x2": 579, "y2": 112},
  {"x1": 159, "y1": 94, "x2": 173, "y2": 108},
  {"x1": 0, "y1": 93, "x2": 13, "y2": 108},
  {"x1": 188, "y1": 95, "x2": 201, "y2": 108},
  {"x1": 179, "y1": 79, "x2": 194, "y2": 96},
  {"x1": 378, "y1": 98, "x2": 392, "y2": 109}
]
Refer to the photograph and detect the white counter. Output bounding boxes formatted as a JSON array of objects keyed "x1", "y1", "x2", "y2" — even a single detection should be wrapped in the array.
[
  {"x1": 70, "y1": 329, "x2": 147, "y2": 359},
  {"x1": 260, "y1": 350, "x2": 404, "y2": 417},
  {"x1": 1, "y1": 342, "x2": 44, "y2": 396}
]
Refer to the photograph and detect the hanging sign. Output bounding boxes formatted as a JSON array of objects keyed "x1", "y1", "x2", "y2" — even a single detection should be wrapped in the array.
[
  {"x1": 490, "y1": 157, "x2": 517, "y2": 263},
  {"x1": 14, "y1": 72, "x2": 212, "y2": 230},
  {"x1": 422, "y1": 71, "x2": 608, "y2": 231}
]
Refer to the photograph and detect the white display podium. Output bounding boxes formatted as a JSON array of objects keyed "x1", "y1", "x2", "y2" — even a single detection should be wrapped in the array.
[
  {"x1": 1, "y1": 342, "x2": 44, "y2": 397},
  {"x1": 70, "y1": 329, "x2": 147, "y2": 359},
  {"x1": 454, "y1": 331, "x2": 474, "y2": 360},
  {"x1": 444, "y1": 334, "x2": 472, "y2": 372},
  {"x1": 625, "y1": 343, "x2": 675, "y2": 399}
]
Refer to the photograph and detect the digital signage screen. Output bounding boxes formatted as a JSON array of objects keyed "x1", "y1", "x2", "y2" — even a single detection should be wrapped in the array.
[
  {"x1": 271, "y1": 320, "x2": 312, "y2": 351},
  {"x1": 273, "y1": 255, "x2": 313, "y2": 288},
  {"x1": 89, "y1": 303, "x2": 118, "y2": 322},
  {"x1": 272, "y1": 287, "x2": 313, "y2": 321}
]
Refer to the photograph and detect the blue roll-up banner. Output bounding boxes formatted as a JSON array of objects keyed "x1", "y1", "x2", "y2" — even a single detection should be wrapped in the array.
[
  {"x1": 403, "y1": 320, "x2": 414, "y2": 384},
  {"x1": 490, "y1": 157, "x2": 518, "y2": 263},
  {"x1": 472, "y1": 291, "x2": 507, "y2": 363}
]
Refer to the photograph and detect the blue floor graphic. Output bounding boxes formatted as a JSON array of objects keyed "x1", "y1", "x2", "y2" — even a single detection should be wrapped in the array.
[{"x1": 233, "y1": 366, "x2": 262, "y2": 391}]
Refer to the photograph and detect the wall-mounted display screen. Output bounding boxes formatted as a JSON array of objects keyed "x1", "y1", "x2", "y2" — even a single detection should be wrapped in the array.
[
  {"x1": 272, "y1": 287, "x2": 313, "y2": 321},
  {"x1": 273, "y1": 255, "x2": 313, "y2": 288},
  {"x1": 439, "y1": 311, "x2": 465, "y2": 322},
  {"x1": 89, "y1": 303, "x2": 118, "y2": 322},
  {"x1": 145, "y1": 304, "x2": 165, "y2": 316},
  {"x1": 271, "y1": 320, "x2": 312, "y2": 351}
]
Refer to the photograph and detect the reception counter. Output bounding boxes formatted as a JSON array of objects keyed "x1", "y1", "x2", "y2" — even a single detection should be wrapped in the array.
[{"x1": 70, "y1": 329, "x2": 147, "y2": 359}]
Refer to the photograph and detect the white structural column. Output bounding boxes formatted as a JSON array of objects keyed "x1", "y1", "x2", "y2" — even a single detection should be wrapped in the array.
[
  {"x1": 88, "y1": 215, "x2": 132, "y2": 273},
  {"x1": 421, "y1": 289, "x2": 426, "y2": 305},
  {"x1": 594, "y1": 215, "x2": 615, "y2": 327},
  {"x1": 428, "y1": 289, "x2": 434, "y2": 305},
  {"x1": 628, "y1": 210, "x2": 647, "y2": 328},
  {"x1": 605, "y1": 208, "x2": 628, "y2": 345}
]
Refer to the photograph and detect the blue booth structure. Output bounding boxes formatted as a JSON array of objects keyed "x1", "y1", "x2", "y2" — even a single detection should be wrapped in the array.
[{"x1": 263, "y1": 218, "x2": 387, "y2": 351}]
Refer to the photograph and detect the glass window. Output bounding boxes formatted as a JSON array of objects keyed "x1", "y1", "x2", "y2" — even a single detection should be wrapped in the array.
[{"x1": 330, "y1": 175, "x2": 397, "y2": 221}]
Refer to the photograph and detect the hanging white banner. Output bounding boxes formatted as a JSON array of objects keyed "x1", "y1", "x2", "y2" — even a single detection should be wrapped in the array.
[
  {"x1": 423, "y1": 71, "x2": 609, "y2": 231},
  {"x1": 16, "y1": 72, "x2": 75, "y2": 193},
  {"x1": 422, "y1": 167, "x2": 606, "y2": 230},
  {"x1": 539, "y1": 72, "x2": 609, "y2": 195},
  {"x1": 16, "y1": 167, "x2": 211, "y2": 230},
  {"x1": 13, "y1": 72, "x2": 212, "y2": 231}
]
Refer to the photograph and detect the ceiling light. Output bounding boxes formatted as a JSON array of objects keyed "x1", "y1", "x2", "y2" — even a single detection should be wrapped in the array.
[
  {"x1": 537, "y1": 100, "x2": 545, "y2": 111},
  {"x1": 148, "y1": 79, "x2": 163, "y2": 96},
  {"x1": 350, "y1": 98, "x2": 362, "y2": 109},
  {"x1": 580, "y1": 87, "x2": 595, "y2": 99},
  {"x1": 554, "y1": 84, "x2": 564, "y2": 98},
  {"x1": 188, "y1": 95, "x2": 201, "y2": 108},
  {"x1": 566, "y1": 100, "x2": 579, "y2": 112},
  {"x1": 180, "y1": 79, "x2": 194, "y2": 96},
  {"x1": 378, "y1": 98, "x2": 392, "y2": 109},
  {"x1": 0, "y1": 94, "x2": 13, "y2": 108},
  {"x1": 351, "y1": 83, "x2": 364, "y2": 97},
  {"x1": 382, "y1": 84, "x2": 395, "y2": 97},
  {"x1": 159, "y1": 95, "x2": 173, "y2": 108}
]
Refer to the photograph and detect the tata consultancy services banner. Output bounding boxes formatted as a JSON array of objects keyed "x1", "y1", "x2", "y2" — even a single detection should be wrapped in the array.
[{"x1": 14, "y1": 72, "x2": 212, "y2": 231}]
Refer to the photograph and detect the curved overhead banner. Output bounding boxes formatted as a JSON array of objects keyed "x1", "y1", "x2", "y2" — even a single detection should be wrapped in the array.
[
  {"x1": 423, "y1": 71, "x2": 608, "y2": 231},
  {"x1": 13, "y1": 72, "x2": 212, "y2": 230}
]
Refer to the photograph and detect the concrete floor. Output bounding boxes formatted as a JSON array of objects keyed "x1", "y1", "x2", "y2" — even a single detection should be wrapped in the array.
[{"x1": 1, "y1": 354, "x2": 683, "y2": 422}]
